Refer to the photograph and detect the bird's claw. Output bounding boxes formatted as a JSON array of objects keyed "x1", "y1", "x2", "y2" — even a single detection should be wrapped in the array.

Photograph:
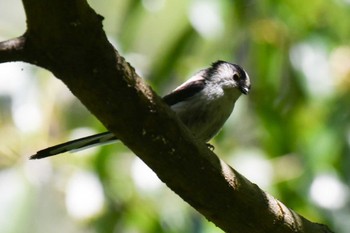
[{"x1": 206, "y1": 143, "x2": 215, "y2": 151}]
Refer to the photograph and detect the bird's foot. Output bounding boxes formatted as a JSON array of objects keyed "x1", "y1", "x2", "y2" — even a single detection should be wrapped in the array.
[{"x1": 206, "y1": 143, "x2": 215, "y2": 151}]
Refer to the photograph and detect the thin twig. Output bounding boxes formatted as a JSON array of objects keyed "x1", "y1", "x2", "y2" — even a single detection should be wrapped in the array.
[{"x1": 0, "y1": 36, "x2": 27, "y2": 63}]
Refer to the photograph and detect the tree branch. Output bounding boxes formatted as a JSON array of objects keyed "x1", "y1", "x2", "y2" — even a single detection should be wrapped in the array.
[
  {"x1": 0, "y1": 0, "x2": 333, "y2": 232},
  {"x1": 0, "y1": 36, "x2": 27, "y2": 63}
]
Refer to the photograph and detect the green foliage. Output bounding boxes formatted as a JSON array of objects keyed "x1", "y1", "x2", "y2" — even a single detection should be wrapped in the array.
[{"x1": 1, "y1": 0, "x2": 350, "y2": 232}]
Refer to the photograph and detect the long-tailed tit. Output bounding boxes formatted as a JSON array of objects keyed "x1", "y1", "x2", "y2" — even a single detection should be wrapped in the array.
[{"x1": 31, "y1": 60, "x2": 251, "y2": 159}]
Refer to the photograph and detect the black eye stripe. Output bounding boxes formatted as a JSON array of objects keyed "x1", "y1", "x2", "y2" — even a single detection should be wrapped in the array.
[{"x1": 232, "y1": 64, "x2": 247, "y2": 81}]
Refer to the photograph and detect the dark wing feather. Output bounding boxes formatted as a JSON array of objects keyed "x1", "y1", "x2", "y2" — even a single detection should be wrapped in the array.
[{"x1": 162, "y1": 77, "x2": 206, "y2": 106}]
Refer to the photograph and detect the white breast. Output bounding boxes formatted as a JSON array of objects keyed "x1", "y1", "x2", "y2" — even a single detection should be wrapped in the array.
[{"x1": 170, "y1": 86, "x2": 241, "y2": 142}]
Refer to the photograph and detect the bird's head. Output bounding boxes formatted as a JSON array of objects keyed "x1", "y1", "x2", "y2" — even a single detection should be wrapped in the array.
[{"x1": 207, "y1": 60, "x2": 251, "y2": 95}]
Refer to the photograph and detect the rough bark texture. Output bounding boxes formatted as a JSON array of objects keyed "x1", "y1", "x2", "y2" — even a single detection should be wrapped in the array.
[{"x1": 0, "y1": 0, "x2": 333, "y2": 232}]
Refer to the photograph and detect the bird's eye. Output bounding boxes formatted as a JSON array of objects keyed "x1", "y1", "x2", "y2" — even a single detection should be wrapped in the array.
[{"x1": 233, "y1": 73, "x2": 240, "y2": 81}]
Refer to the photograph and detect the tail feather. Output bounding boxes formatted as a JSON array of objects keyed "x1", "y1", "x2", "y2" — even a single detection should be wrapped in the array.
[{"x1": 30, "y1": 132, "x2": 117, "y2": 160}]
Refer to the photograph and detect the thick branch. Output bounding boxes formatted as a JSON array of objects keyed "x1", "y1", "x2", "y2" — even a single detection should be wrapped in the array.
[{"x1": 0, "y1": 0, "x2": 333, "y2": 233}]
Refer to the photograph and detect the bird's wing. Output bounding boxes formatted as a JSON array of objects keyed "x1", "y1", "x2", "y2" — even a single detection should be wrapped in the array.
[
  {"x1": 162, "y1": 73, "x2": 206, "y2": 106},
  {"x1": 30, "y1": 132, "x2": 117, "y2": 159}
]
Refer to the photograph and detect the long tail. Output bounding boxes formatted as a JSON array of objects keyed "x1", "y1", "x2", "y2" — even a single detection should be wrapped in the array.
[{"x1": 30, "y1": 132, "x2": 117, "y2": 160}]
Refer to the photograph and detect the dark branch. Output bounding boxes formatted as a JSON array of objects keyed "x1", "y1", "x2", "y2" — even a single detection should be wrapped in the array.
[{"x1": 0, "y1": 36, "x2": 27, "y2": 63}]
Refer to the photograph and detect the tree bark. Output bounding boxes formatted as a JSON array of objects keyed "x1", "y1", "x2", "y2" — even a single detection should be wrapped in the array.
[{"x1": 0, "y1": 0, "x2": 333, "y2": 232}]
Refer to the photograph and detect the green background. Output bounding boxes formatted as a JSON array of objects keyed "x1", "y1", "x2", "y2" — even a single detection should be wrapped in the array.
[{"x1": 0, "y1": 0, "x2": 350, "y2": 232}]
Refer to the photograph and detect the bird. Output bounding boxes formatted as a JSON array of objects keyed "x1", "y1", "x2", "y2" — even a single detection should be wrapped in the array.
[{"x1": 30, "y1": 60, "x2": 251, "y2": 159}]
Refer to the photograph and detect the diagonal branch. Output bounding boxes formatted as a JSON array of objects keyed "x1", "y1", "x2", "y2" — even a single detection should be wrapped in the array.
[{"x1": 0, "y1": 0, "x2": 334, "y2": 232}]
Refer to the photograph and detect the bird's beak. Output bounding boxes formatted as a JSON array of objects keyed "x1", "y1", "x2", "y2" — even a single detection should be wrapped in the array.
[{"x1": 239, "y1": 84, "x2": 251, "y2": 95}]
